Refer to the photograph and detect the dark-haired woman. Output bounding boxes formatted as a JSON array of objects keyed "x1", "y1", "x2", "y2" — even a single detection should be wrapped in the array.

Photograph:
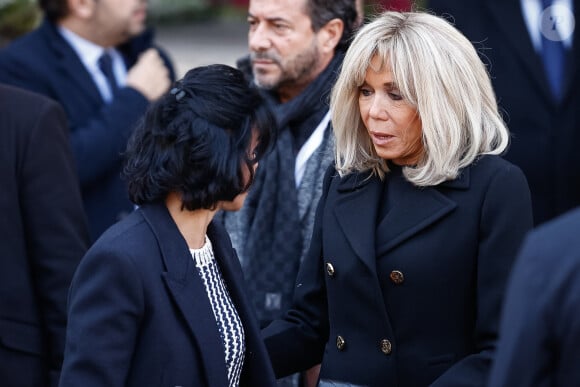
[{"x1": 59, "y1": 64, "x2": 277, "y2": 387}]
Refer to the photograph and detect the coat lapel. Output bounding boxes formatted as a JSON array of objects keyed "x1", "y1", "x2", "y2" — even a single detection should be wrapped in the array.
[
  {"x1": 207, "y1": 223, "x2": 275, "y2": 384},
  {"x1": 140, "y1": 204, "x2": 229, "y2": 387},
  {"x1": 376, "y1": 172, "x2": 460, "y2": 256},
  {"x1": 334, "y1": 172, "x2": 382, "y2": 273},
  {"x1": 334, "y1": 169, "x2": 461, "y2": 271},
  {"x1": 207, "y1": 222, "x2": 255, "y2": 340},
  {"x1": 41, "y1": 20, "x2": 104, "y2": 105}
]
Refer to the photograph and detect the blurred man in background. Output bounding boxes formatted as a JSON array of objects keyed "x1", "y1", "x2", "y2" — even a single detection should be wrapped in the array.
[{"x1": 0, "y1": 0, "x2": 175, "y2": 241}]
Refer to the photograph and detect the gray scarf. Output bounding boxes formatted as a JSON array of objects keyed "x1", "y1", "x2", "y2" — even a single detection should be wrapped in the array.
[{"x1": 222, "y1": 53, "x2": 342, "y2": 326}]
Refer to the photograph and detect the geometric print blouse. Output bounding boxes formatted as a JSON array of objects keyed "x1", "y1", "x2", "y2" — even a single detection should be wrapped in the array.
[{"x1": 190, "y1": 236, "x2": 246, "y2": 386}]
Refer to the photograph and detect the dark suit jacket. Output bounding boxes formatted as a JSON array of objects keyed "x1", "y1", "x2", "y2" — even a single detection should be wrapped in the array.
[
  {"x1": 488, "y1": 206, "x2": 580, "y2": 387},
  {"x1": 427, "y1": 0, "x2": 580, "y2": 225},
  {"x1": 0, "y1": 19, "x2": 175, "y2": 240},
  {"x1": 59, "y1": 203, "x2": 276, "y2": 387},
  {"x1": 264, "y1": 155, "x2": 533, "y2": 387},
  {"x1": 0, "y1": 84, "x2": 89, "y2": 387}
]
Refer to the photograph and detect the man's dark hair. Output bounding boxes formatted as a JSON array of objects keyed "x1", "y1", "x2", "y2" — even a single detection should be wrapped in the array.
[
  {"x1": 38, "y1": 0, "x2": 69, "y2": 23},
  {"x1": 305, "y1": 0, "x2": 359, "y2": 51},
  {"x1": 123, "y1": 64, "x2": 276, "y2": 211}
]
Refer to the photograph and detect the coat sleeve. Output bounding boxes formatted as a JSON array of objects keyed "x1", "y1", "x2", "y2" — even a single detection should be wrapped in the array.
[
  {"x1": 19, "y1": 96, "x2": 90, "y2": 387},
  {"x1": 431, "y1": 162, "x2": 533, "y2": 386},
  {"x1": 261, "y1": 165, "x2": 335, "y2": 378},
  {"x1": 59, "y1": 247, "x2": 144, "y2": 387}
]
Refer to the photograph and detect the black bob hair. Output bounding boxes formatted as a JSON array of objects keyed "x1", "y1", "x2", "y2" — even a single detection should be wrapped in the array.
[{"x1": 123, "y1": 64, "x2": 276, "y2": 211}]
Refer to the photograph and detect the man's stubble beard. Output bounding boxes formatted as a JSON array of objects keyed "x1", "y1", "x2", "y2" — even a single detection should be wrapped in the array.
[{"x1": 253, "y1": 41, "x2": 321, "y2": 93}]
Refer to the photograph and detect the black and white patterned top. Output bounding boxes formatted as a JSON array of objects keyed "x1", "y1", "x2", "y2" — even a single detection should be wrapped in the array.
[{"x1": 190, "y1": 236, "x2": 245, "y2": 386}]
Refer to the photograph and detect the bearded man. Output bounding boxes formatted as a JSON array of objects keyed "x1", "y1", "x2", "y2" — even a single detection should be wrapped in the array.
[{"x1": 219, "y1": 1, "x2": 359, "y2": 385}]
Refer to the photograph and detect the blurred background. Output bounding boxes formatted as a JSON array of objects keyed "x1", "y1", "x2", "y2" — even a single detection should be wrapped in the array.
[{"x1": 0, "y1": 0, "x2": 423, "y2": 78}]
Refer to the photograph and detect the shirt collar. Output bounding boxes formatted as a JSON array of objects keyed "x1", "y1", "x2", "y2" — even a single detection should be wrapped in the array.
[{"x1": 58, "y1": 26, "x2": 108, "y2": 72}]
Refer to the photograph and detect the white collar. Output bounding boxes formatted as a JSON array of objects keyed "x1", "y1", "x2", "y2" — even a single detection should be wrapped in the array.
[{"x1": 58, "y1": 26, "x2": 108, "y2": 72}]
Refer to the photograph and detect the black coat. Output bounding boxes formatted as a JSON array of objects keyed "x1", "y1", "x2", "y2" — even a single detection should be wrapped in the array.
[
  {"x1": 428, "y1": 0, "x2": 580, "y2": 225},
  {"x1": 0, "y1": 84, "x2": 89, "y2": 386},
  {"x1": 59, "y1": 203, "x2": 276, "y2": 387},
  {"x1": 0, "y1": 19, "x2": 176, "y2": 240},
  {"x1": 264, "y1": 155, "x2": 533, "y2": 387}
]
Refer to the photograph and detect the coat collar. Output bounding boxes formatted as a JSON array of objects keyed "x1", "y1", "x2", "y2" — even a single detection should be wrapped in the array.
[
  {"x1": 334, "y1": 168, "x2": 464, "y2": 272},
  {"x1": 139, "y1": 203, "x2": 230, "y2": 387}
]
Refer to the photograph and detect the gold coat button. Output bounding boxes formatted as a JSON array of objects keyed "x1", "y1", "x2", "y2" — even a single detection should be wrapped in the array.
[
  {"x1": 326, "y1": 262, "x2": 335, "y2": 277},
  {"x1": 380, "y1": 339, "x2": 392, "y2": 355},
  {"x1": 389, "y1": 270, "x2": 404, "y2": 284},
  {"x1": 336, "y1": 335, "x2": 346, "y2": 351}
]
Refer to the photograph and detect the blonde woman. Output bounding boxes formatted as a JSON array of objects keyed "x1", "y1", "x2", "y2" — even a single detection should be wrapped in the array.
[{"x1": 263, "y1": 11, "x2": 533, "y2": 386}]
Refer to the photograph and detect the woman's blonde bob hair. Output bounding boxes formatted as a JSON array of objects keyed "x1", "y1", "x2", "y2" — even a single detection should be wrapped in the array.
[{"x1": 330, "y1": 11, "x2": 509, "y2": 186}]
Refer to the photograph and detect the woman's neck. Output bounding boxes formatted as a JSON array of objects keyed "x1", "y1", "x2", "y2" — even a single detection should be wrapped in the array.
[{"x1": 165, "y1": 192, "x2": 216, "y2": 249}]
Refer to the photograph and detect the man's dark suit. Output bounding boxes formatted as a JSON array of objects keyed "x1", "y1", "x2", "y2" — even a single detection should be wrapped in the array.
[
  {"x1": 488, "y1": 206, "x2": 580, "y2": 386},
  {"x1": 0, "y1": 19, "x2": 175, "y2": 240},
  {"x1": 0, "y1": 84, "x2": 89, "y2": 386},
  {"x1": 428, "y1": 0, "x2": 580, "y2": 225}
]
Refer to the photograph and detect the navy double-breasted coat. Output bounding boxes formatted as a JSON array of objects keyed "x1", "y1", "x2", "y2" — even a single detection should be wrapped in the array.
[{"x1": 264, "y1": 155, "x2": 533, "y2": 387}]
